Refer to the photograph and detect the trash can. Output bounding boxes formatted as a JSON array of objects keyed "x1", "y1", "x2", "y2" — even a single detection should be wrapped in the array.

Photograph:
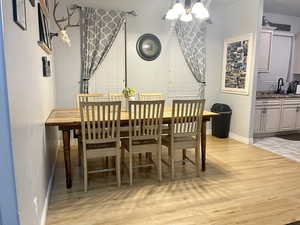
[{"x1": 211, "y1": 103, "x2": 232, "y2": 138}]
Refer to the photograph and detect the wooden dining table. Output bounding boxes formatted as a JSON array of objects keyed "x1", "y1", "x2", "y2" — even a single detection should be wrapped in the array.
[{"x1": 45, "y1": 107, "x2": 218, "y2": 189}]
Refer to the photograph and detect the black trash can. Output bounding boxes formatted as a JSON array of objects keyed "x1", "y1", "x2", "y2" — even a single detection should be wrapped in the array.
[{"x1": 211, "y1": 103, "x2": 232, "y2": 138}]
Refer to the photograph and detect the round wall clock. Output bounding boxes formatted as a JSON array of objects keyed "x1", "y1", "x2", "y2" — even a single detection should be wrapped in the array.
[{"x1": 136, "y1": 34, "x2": 162, "y2": 61}]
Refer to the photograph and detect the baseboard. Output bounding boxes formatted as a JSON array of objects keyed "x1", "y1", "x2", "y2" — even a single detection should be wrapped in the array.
[
  {"x1": 229, "y1": 132, "x2": 252, "y2": 144},
  {"x1": 40, "y1": 148, "x2": 59, "y2": 225}
]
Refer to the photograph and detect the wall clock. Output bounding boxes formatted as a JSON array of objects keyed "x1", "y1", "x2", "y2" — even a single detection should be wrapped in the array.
[{"x1": 136, "y1": 34, "x2": 161, "y2": 61}]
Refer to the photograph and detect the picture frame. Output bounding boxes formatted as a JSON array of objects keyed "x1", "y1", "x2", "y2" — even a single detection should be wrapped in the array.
[
  {"x1": 221, "y1": 33, "x2": 254, "y2": 95},
  {"x1": 13, "y1": 0, "x2": 27, "y2": 30},
  {"x1": 39, "y1": 0, "x2": 49, "y2": 17},
  {"x1": 38, "y1": 3, "x2": 52, "y2": 54},
  {"x1": 29, "y1": 0, "x2": 35, "y2": 7},
  {"x1": 136, "y1": 34, "x2": 162, "y2": 61}
]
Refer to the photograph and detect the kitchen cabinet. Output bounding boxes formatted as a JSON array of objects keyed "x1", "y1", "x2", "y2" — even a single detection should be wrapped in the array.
[
  {"x1": 257, "y1": 30, "x2": 273, "y2": 72},
  {"x1": 264, "y1": 106, "x2": 281, "y2": 133},
  {"x1": 296, "y1": 106, "x2": 300, "y2": 129},
  {"x1": 293, "y1": 33, "x2": 300, "y2": 74},
  {"x1": 255, "y1": 99, "x2": 300, "y2": 134},
  {"x1": 255, "y1": 100, "x2": 281, "y2": 133},
  {"x1": 254, "y1": 108, "x2": 264, "y2": 133},
  {"x1": 280, "y1": 105, "x2": 297, "y2": 131}
]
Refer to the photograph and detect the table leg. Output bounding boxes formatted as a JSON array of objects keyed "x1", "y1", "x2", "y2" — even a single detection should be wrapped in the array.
[
  {"x1": 201, "y1": 121, "x2": 207, "y2": 171},
  {"x1": 62, "y1": 129, "x2": 72, "y2": 189}
]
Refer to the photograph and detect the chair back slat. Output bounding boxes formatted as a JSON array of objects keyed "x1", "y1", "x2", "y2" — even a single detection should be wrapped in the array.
[
  {"x1": 76, "y1": 93, "x2": 107, "y2": 108},
  {"x1": 139, "y1": 93, "x2": 164, "y2": 101},
  {"x1": 171, "y1": 100, "x2": 205, "y2": 137},
  {"x1": 80, "y1": 101, "x2": 121, "y2": 144},
  {"x1": 129, "y1": 100, "x2": 165, "y2": 140}
]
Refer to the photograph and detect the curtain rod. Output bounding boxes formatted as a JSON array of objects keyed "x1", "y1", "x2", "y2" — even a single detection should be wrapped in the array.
[{"x1": 71, "y1": 4, "x2": 138, "y2": 16}]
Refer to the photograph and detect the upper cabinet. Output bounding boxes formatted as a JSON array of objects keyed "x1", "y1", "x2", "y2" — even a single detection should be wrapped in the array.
[
  {"x1": 257, "y1": 30, "x2": 273, "y2": 72},
  {"x1": 293, "y1": 33, "x2": 300, "y2": 75}
]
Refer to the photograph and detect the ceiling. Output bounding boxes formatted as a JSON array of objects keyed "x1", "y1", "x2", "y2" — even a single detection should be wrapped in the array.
[{"x1": 264, "y1": 0, "x2": 300, "y2": 17}]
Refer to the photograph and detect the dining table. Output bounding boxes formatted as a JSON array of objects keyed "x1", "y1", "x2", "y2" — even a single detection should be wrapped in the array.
[{"x1": 45, "y1": 107, "x2": 218, "y2": 189}]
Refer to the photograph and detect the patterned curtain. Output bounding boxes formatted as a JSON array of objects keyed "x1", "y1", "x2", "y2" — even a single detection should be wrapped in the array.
[
  {"x1": 80, "y1": 7, "x2": 126, "y2": 93},
  {"x1": 175, "y1": 20, "x2": 207, "y2": 98}
]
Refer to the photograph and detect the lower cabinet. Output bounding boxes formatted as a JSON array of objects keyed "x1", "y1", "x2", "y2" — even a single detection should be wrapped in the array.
[
  {"x1": 280, "y1": 105, "x2": 297, "y2": 131},
  {"x1": 265, "y1": 106, "x2": 281, "y2": 132},
  {"x1": 255, "y1": 99, "x2": 300, "y2": 134}
]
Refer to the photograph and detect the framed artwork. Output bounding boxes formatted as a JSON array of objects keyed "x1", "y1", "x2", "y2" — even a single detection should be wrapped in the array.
[
  {"x1": 13, "y1": 0, "x2": 27, "y2": 30},
  {"x1": 221, "y1": 33, "x2": 254, "y2": 95},
  {"x1": 38, "y1": 3, "x2": 51, "y2": 54},
  {"x1": 39, "y1": 0, "x2": 49, "y2": 16},
  {"x1": 136, "y1": 34, "x2": 162, "y2": 61},
  {"x1": 29, "y1": 0, "x2": 35, "y2": 7}
]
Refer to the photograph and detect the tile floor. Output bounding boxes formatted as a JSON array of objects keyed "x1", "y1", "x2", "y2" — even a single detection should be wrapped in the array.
[{"x1": 254, "y1": 136, "x2": 300, "y2": 163}]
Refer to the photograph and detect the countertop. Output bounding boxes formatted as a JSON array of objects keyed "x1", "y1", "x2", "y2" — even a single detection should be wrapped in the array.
[{"x1": 256, "y1": 92, "x2": 300, "y2": 99}]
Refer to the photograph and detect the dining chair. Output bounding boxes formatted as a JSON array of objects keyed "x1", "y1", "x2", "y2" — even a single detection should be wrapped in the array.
[
  {"x1": 121, "y1": 100, "x2": 165, "y2": 185},
  {"x1": 76, "y1": 93, "x2": 107, "y2": 109},
  {"x1": 75, "y1": 93, "x2": 107, "y2": 167},
  {"x1": 162, "y1": 99, "x2": 205, "y2": 180},
  {"x1": 139, "y1": 93, "x2": 164, "y2": 101},
  {"x1": 79, "y1": 101, "x2": 122, "y2": 192}
]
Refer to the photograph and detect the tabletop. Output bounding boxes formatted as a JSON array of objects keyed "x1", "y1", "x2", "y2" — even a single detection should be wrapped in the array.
[{"x1": 45, "y1": 107, "x2": 218, "y2": 126}]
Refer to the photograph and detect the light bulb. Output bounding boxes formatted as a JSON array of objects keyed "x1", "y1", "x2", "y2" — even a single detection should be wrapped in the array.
[
  {"x1": 166, "y1": 9, "x2": 179, "y2": 20},
  {"x1": 172, "y1": 1, "x2": 185, "y2": 16},
  {"x1": 191, "y1": 1, "x2": 210, "y2": 19},
  {"x1": 180, "y1": 12, "x2": 192, "y2": 22}
]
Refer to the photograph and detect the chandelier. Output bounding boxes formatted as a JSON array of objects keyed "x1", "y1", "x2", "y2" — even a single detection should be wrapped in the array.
[{"x1": 166, "y1": 0, "x2": 209, "y2": 22}]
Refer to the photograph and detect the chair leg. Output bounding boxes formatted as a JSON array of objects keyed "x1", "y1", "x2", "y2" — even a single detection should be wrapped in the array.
[
  {"x1": 182, "y1": 149, "x2": 186, "y2": 165},
  {"x1": 157, "y1": 141, "x2": 162, "y2": 182},
  {"x1": 83, "y1": 150, "x2": 88, "y2": 192},
  {"x1": 170, "y1": 144, "x2": 175, "y2": 180},
  {"x1": 195, "y1": 143, "x2": 201, "y2": 177},
  {"x1": 129, "y1": 144, "x2": 133, "y2": 185},
  {"x1": 78, "y1": 139, "x2": 83, "y2": 167},
  {"x1": 116, "y1": 147, "x2": 121, "y2": 187},
  {"x1": 105, "y1": 157, "x2": 109, "y2": 169}
]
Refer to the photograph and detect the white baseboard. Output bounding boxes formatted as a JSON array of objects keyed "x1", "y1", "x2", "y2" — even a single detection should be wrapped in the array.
[
  {"x1": 40, "y1": 148, "x2": 59, "y2": 225},
  {"x1": 229, "y1": 132, "x2": 252, "y2": 144}
]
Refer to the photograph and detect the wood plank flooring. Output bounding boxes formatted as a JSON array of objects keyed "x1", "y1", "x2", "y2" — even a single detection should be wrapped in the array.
[{"x1": 46, "y1": 136, "x2": 300, "y2": 225}]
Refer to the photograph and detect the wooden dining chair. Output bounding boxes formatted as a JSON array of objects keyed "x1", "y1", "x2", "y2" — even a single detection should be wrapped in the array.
[
  {"x1": 75, "y1": 93, "x2": 107, "y2": 167},
  {"x1": 121, "y1": 100, "x2": 165, "y2": 185},
  {"x1": 139, "y1": 93, "x2": 164, "y2": 101},
  {"x1": 79, "y1": 101, "x2": 122, "y2": 192},
  {"x1": 76, "y1": 93, "x2": 106, "y2": 108},
  {"x1": 162, "y1": 99, "x2": 205, "y2": 180}
]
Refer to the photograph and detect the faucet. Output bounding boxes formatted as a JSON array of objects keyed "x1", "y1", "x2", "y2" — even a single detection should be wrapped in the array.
[{"x1": 276, "y1": 78, "x2": 284, "y2": 94}]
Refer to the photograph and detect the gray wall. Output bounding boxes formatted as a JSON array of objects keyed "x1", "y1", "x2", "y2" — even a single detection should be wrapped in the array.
[
  {"x1": 53, "y1": 0, "x2": 262, "y2": 142},
  {"x1": 216, "y1": 0, "x2": 263, "y2": 142},
  {"x1": 2, "y1": 0, "x2": 58, "y2": 225},
  {"x1": 0, "y1": 0, "x2": 20, "y2": 224},
  {"x1": 53, "y1": 0, "x2": 222, "y2": 112}
]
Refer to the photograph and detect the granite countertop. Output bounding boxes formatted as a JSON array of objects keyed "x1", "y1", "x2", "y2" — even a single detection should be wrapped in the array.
[{"x1": 256, "y1": 92, "x2": 300, "y2": 99}]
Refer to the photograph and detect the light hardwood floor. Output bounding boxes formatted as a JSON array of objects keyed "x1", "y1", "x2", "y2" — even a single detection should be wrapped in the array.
[{"x1": 47, "y1": 136, "x2": 300, "y2": 225}]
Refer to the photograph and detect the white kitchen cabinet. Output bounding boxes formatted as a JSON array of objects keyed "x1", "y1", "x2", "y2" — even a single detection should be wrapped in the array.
[
  {"x1": 255, "y1": 100, "x2": 281, "y2": 134},
  {"x1": 264, "y1": 106, "x2": 281, "y2": 133},
  {"x1": 280, "y1": 106, "x2": 297, "y2": 131},
  {"x1": 254, "y1": 108, "x2": 264, "y2": 133},
  {"x1": 293, "y1": 33, "x2": 300, "y2": 74},
  {"x1": 255, "y1": 99, "x2": 300, "y2": 134},
  {"x1": 257, "y1": 30, "x2": 273, "y2": 72},
  {"x1": 296, "y1": 107, "x2": 300, "y2": 129}
]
